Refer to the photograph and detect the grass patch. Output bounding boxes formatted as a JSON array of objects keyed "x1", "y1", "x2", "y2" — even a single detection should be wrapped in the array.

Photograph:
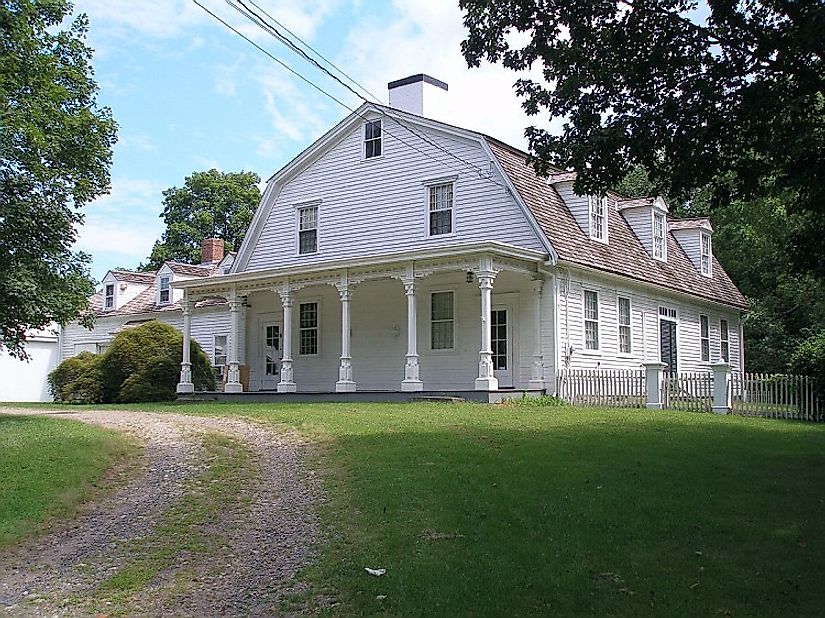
[
  {"x1": 0, "y1": 414, "x2": 136, "y2": 547},
  {"x1": 95, "y1": 432, "x2": 253, "y2": 605},
  {"x1": 19, "y1": 401, "x2": 825, "y2": 615}
]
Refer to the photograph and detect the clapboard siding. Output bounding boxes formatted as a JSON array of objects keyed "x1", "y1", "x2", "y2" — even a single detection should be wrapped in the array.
[
  {"x1": 244, "y1": 120, "x2": 544, "y2": 272},
  {"x1": 555, "y1": 269, "x2": 742, "y2": 373},
  {"x1": 554, "y1": 183, "x2": 590, "y2": 236},
  {"x1": 622, "y1": 209, "x2": 653, "y2": 257},
  {"x1": 671, "y1": 229, "x2": 702, "y2": 274}
]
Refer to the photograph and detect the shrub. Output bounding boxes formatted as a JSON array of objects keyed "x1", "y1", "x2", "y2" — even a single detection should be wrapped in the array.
[
  {"x1": 99, "y1": 320, "x2": 214, "y2": 403},
  {"x1": 514, "y1": 394, "x2": 566, "y2": 407},
  {"x1": 790, "y1": 330, "x2": 825, "y2": 380},
  {"x1": 48, "y1": 351, "x2": 103, "y2": 404}
]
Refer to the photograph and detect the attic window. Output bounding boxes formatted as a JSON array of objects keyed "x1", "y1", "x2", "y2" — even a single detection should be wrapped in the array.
[
  {"x1": 588, "y1": 196, "x2": 608, "y2": 242},
  {"x1": 104, "y1": 284, "x2": 114, "y2": 309},
  {"x1": 159, "y1": 276, "x2": 171, "y2": 304},
  {"x1": 653, "y1": 212, "x2": 666, "y2": 260},
  {"x1": 364, "y1": 119, "x2": 382, "y2": 159},
  {"x1": 700, "y1": 232, "x2": 712, "y2": 276},
  {"x1": 298, "y1": 205, "x2": 318, "y2": 254}
]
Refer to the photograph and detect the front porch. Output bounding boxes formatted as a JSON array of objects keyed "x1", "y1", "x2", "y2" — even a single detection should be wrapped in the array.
[
  {"x1": 174, "y1": 243, "x2": 554, "y2": 396},
  {"x1": 178, "y1": 388, "x2": 546, "y2": 404}
]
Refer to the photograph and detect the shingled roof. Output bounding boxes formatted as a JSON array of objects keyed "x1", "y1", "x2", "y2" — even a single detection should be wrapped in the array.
[
  {"x1": 486, "y1": 138, "x2": 747, "y2": 309},
  {"x1": 109, "y1": 270, "x2": 156, "y2": 284}
]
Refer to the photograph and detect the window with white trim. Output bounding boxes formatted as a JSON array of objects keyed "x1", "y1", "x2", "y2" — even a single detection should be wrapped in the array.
[
  {"x1": 700, "y1": 232, "x2": 712, "y2": 276},
  {"x1": 700, "y1": 315, "x2": 710, "y2": 362},
  {"x1": 214, "y1": 335, "x2": 227, "y2": 380},
  {"x1": 159, "y1": 275, "x2": 171, "y2": 304},
  {"x1": 104, "y1": 283, "x2": 114, "y2": 309},
  {"x1": 298, "y1": 205, "x2": 318, "y2": 254},
  {"x1": 584, "y1": 290, "x2": 599, "y2": 350},
  {"x1": 618, "y1": 296, "x2": 631, "y2": 354},
  {"x1": 364, "y1": 119, "x2": 382, "y2": 158},
  {"x1": 430, "y1": 291, "x2": 455, "y2": 350},
  {"x1": 589, "y1": 195, "x2": 607, "y2": 241},
  {"x1": 299, "y1": 302, "x2": 318, "y2": 355},
  {"x1": 720, "y1": 318, "x2": 729, "y2": 362},
  {"x1": 428, "y1": 183, "x2": 454, "y2": 236},
  {"x1": 653, "y1": 212, "x2": 666, "y2": 260}
]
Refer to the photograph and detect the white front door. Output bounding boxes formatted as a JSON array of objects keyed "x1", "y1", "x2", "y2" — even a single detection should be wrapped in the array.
[
  {"x1": 491, "y1": 307, "x2": 513, "y2": 388},
  {"x1": 261, "y1": 321, "x2": 282, "y2": 390}
]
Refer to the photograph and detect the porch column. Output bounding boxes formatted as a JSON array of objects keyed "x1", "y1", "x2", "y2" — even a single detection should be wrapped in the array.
[
  {"x1": 224, "y1": 291, "x2": 243, "y2": 393},
  {"x1": 475, "y1": 259, "x2": 499, "y2": 391},
  {"x1": 277, "y1": 287, "x2": 296, "y2": 393},
  {"x1": 401, "y1": 275, "x2": 424, "y2": 391},
  {"x1": 336, "y1": 281, "x2": 356, "y2": 392},
  {"x1": 176, "y1": 296, "x2": 194, "y2": 394},
  {"x1": 528, "y1": 278, "x2": 546, "y2": 390}
]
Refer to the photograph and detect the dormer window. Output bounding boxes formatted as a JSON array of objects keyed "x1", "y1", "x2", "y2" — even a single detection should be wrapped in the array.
[
  {"x1": 364, "y1": 119, "x2": 382, "y2": 159},
  {"x1": 700, "y1": 232, "x2": 712, "y2": 276},
  {"x1": 588, "y1": 195, "x2": 608, "y2": 242},
  {"x1": 159, "y1": 276, "x2": 171, "y2": 304},
  {"x1": 653, "y1": 212, "x2": 666, "y2": 260},
  {"x1": 104, "y1": 284, "x2": 114, "y2": 309}
]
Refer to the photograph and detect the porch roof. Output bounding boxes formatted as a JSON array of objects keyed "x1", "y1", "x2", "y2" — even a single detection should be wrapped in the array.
[{"x1": 171, "y1": 241, "x2": 546, "y2": 296}]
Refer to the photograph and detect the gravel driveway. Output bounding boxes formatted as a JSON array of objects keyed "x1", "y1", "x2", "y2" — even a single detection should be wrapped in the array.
[{"x1": 0, "y1": 408, "x2": 321, "y2": 616}]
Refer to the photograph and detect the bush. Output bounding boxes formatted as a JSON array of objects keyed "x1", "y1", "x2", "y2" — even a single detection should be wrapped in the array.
[
  {"x1": 790, "y1": 330, "x2": 825, "y2": 380},
  {"x1": 48, "y1": 351, "x2": 103, "y2": 404},
  {"x1": 99, "y1": 320, "x2": 214, "y2": 403}
]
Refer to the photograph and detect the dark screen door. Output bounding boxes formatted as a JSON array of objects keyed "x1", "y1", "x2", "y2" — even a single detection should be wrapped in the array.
[{"x1": 660, "y1": 320, "x2": 677, "y2": 372}]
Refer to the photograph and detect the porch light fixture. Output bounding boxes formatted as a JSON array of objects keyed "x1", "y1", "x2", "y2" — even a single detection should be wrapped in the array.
[{"x1": 465, "y1": 271, "x2": 474, "y2": 284}]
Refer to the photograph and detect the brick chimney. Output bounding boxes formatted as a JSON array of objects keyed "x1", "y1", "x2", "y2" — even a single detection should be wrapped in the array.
[{"x1": 201, "y1": 238, "x2": 225, "y2": 264}]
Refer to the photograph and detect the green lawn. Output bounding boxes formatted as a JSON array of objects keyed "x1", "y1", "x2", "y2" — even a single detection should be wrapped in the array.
[
  {"x1": 0, "y1": 414, "x2": 136, "y2": 547},
  {"x1": 9, "y1": 402, "x2": 825, "y2": 616}
]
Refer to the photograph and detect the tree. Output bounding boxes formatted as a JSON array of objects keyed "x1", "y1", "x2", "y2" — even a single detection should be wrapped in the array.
[
  {"x1": 0, "y1": 0, "x2": 117, "y2": 358},
  {"x1": 143, "y1": 169, "x2": 261, "y2": 270},
  {"x1": 460, "y1": 0, "x2": 825, "y2": 269}
]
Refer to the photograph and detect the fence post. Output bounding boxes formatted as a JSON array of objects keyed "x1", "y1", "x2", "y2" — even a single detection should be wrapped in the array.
[
  {"x1": 711, "y1": 362, "x2": 731, "y2": 414},
  {"x1": 643, "y1": 362, "x2": 667, "y2": 410}
]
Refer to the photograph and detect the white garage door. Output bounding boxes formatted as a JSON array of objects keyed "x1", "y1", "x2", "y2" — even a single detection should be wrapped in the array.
[{"x1": 0, "y1": 338, "x2": 60, "y2": 402}]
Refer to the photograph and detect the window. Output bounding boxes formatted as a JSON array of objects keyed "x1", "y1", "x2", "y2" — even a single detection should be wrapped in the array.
[
  {"x1": 214, "y1": 335, "x2": 227, "y2": 380},
  {"x1": 299, "y1": 302, "x2": 318, "y2": 355},
  {"x1": 264, "y1": 325, "x2": 280, "y2": 376},
  {"x1": 700, "y1": 232, "x2": 712, "y2": 276},
  {"x1": 589, "y1": 195, "x2": 607, "y2": 241},
  {"x1": 584, "y1": 290, "x2": 599, "y2": 350},
  {"x1": 364, "y1": 119, "x2": 382, "y2": 158},
  {"x1": 431, "y1": 291, "x2": 455, "y2": 350},
  {"x1": 428, "y1": 183, "x2": 453, "y2": 236},
  {"x1": 720, "y1": 318, "x2": 729, "y2": 362},
  {"x1": 104, "y1": 283, "x2": 114, "y2": 309},
  {"x1": 618, "y1": 297, "x2": 631, "y2": 354},
  {"x1": 298, "y1": 205, "x2": 318, "y2": 254},
  {"x1": 653, "y1": 212, "x2": 666, "y2": 260},
  {"x1": 159, "y1": 276, "x2": 170, "y2": 304},
  {"x1": 700, "y1": 315, "x2": 710, "y2": 362},
  {"x1": 659, "y1": 306, "x2": 677, "y2": 320}
]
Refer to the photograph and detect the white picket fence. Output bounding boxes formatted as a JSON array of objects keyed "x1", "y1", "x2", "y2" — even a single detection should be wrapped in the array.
[
  {"x1": 662, "y1": 372, "x2": 714, "y2": 413},
  {"x1": 730, "y1": 372, "x2": 823, "y2": 421},
  {"x1": 555, "y1": 369, "x2": 645, "y2": 408}
]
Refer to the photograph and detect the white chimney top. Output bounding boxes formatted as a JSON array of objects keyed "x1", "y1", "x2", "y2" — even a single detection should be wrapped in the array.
[{"x1": 387, "y1": 74, "x2": 449, "y2": 118}]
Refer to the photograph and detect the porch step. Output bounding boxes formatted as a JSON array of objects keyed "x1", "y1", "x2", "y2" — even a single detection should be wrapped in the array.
[{"x1": 409, "y1": 395, "x2": 466, "y2": 403}]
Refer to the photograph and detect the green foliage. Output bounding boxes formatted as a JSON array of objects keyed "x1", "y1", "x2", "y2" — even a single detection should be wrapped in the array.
[
  {"x1": 99, "y1": 321, "x2": 214, "y2": 403},
  {"x1": 143, "y1": 170, "x2": 261, "y2": 270},
  {"x1": 514, "y1": 394, "x2": 565, "y2": 407},
  {"x1": 0, "y1": 1, "x2": 117, "y2": 358},
  {"x1": 460, "y1": 0, "x2": 825, "y2": 270},
  {"x1": 47, "y1": 351, "x2": 103, "y2": 404},
  {"x1": 790, "y1": 331, "x2": 825, "y2": 380}
]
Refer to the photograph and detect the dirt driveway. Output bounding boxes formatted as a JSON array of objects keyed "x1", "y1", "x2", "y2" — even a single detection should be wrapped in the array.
[{"x1": 0, "y1": 408, "x2": 321, "y2": 616}]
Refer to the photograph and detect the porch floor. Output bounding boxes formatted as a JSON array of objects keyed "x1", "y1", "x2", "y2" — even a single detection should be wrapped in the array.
[{"x1": 178, "y1": 389, "x2": 546, "y2": 404}]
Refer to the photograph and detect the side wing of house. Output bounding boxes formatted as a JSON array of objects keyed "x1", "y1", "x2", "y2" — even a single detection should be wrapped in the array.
[{"x1": 238, "y1": 110, "x2": 548, "y2": 272}]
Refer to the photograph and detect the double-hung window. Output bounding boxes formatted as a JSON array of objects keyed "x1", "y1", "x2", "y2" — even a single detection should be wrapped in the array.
[
  {"x1": 720, "y1": 318, "x2": 730, "y2": 362},
  {"x1": 159, "y1": 276, "x2": 170, "y2": 304},
  {"x1": 430, "y1": 291, "x2": 455, "y2": 350},
  {"x1": 299, "y1": 302, "x2": 318, "y2": 355},
  {"x1": 653, "y1": 212, "x2": 666, "y2": 260},
  {"x1": 214, "y1": 335, "x2": 227, "y2": 380},
  {"x1": 700, "y1": 233, "x2": 712, "y2": 276},
  {"x1": 618, "y1": 296, "x2": 631, "y2": 354},
  {"x1": 589, "y1": 195, "x2": 607, "y2": 241},
  {"x1": 700, "y1": 315, "x2": 710, "y2": 362},
  {"x1": 364, "y1": 119, "x2": 382, "y2": 159},
  {"x1": 104, "y1": 283, "x2": 115, "y2": 309},
  {"x1": 584, "y1": 290, "x2": 600, "y2": 351},
  {"x1": 298, "y1": 205, "x2": 318, "y2": 254},
  {"x1": 428, "y1": 183, "x2": 453, "y2": 236}
]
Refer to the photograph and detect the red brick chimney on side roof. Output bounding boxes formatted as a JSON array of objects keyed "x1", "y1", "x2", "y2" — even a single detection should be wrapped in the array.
[{"x1": 201, "y1": 238, "x2": 225, "y2": 264}]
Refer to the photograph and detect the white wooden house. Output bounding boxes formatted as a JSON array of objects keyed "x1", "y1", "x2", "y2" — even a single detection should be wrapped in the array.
[{"x1": 165, "y1": 74, "x2": 746, "y2": 400}]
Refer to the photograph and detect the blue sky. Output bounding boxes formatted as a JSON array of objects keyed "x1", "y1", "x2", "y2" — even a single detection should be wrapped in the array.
[{"x1": 73, "y1": 0, "x2": 552, "y2": 282}]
